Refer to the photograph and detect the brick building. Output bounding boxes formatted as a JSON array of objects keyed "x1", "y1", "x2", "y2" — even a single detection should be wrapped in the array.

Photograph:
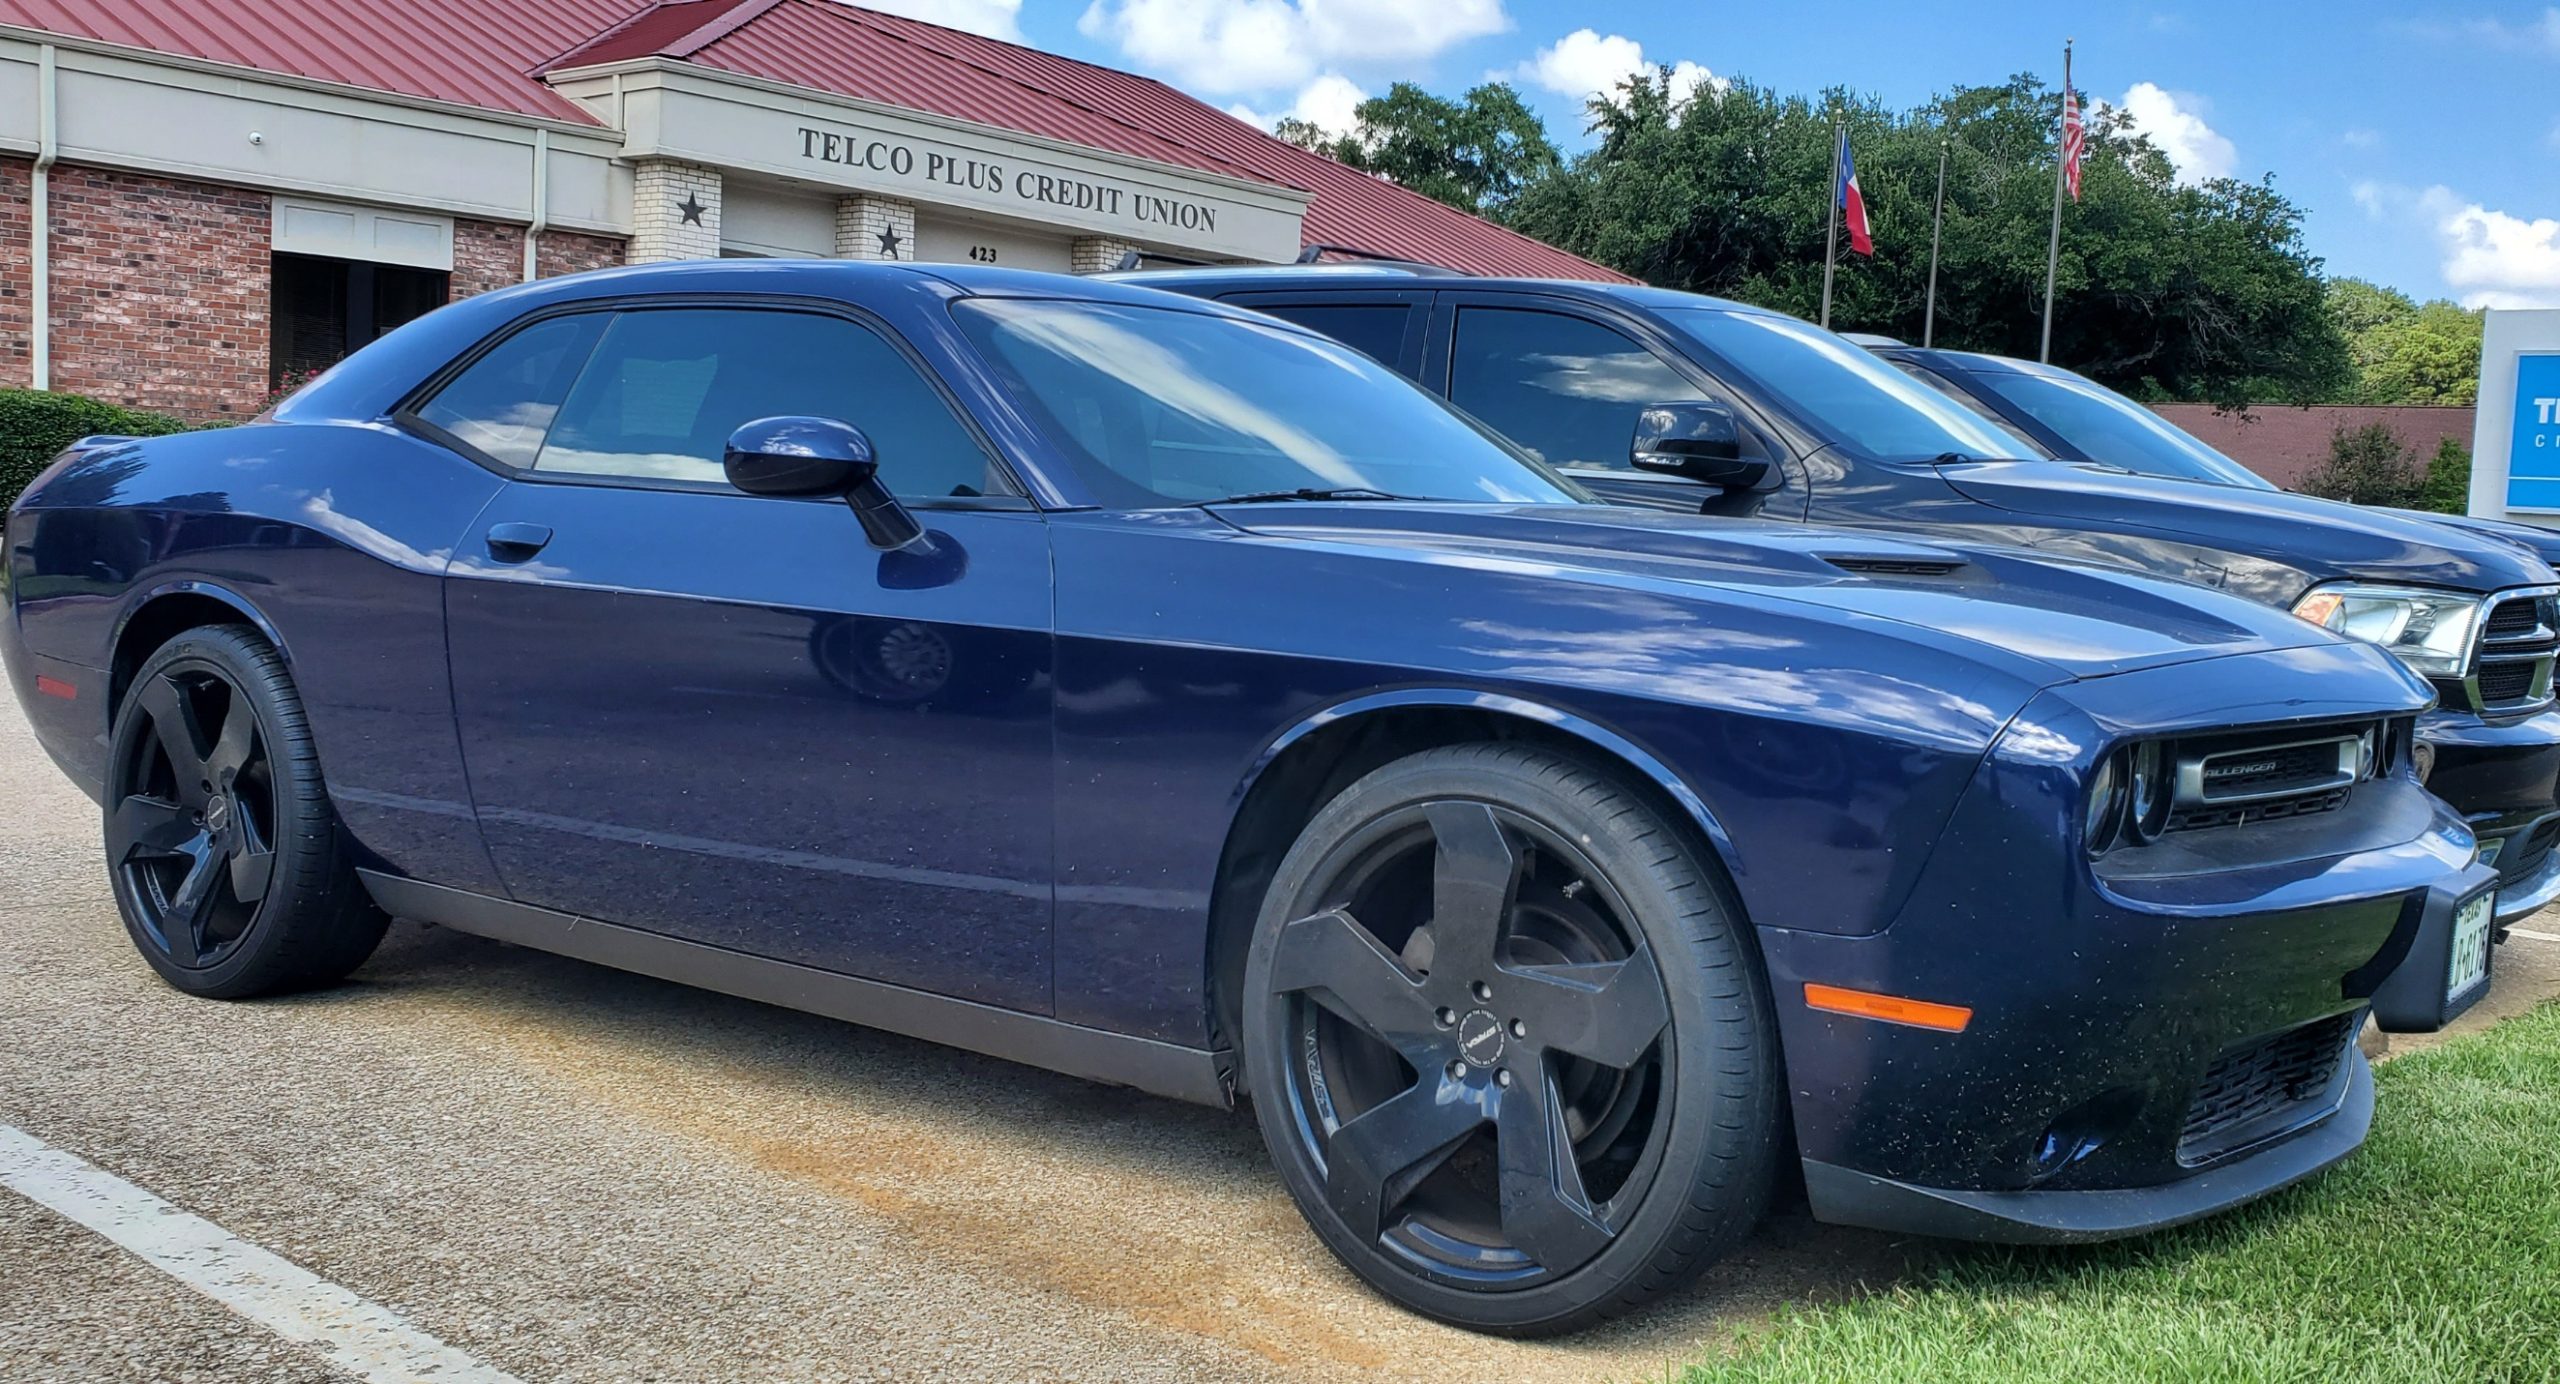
[
  {"x1": 2150, "y1": 404, "x2": 2477, "y2": 491},
  {"x1": 0, "y1": 0, "x2": 1622, "y2": 423}
]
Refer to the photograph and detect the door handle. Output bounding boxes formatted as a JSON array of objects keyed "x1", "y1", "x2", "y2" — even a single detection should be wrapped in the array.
[{"x1": 484, "y1": 521, "x2": 554, "y2": 561}]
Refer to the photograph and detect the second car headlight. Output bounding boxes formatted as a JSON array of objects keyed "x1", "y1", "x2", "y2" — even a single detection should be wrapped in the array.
[{"x1": 2291, "y1": 583, "x2": 2483, "y2": 680}]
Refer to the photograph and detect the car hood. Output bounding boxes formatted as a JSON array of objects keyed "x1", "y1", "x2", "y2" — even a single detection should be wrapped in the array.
[
  {"x1": 1940, "y1": 462, "x2": 2557, "y2": 594},
  {"x1": 2370, "y1": 506, "x2": 2560, "y2": 565},
  {"x1": 1215, "y1": 503, "x2": 2355, "y2": 687}
]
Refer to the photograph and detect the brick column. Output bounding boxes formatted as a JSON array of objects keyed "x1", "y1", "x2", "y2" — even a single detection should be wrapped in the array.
[
  {"x1": 1071, "y1": 236, "x2": 1141, "y2": 274},
  {"x1": 630, "y1": 159, "x2": 722, "y2": 263},
  {"x1": 835, "y1": 194, "x2": 917, "y2": 262}
]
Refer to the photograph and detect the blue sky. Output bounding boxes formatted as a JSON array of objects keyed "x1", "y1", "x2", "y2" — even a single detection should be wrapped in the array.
[{"x1": 872, "y1": 1, "x2": 2560, "y2": 308}]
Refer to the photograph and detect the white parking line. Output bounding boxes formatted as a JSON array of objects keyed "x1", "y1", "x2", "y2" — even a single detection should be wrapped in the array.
[
  {"x1": 2510, "y1": 928, "x2": 2560, "y2": 944},
  {"x1": 0, "y1": 1124, "x2": 522, "y2": 1384}
]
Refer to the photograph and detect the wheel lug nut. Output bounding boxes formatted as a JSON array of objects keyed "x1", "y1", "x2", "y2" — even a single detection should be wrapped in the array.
[
  {"x1": 1509, "y1": 1019, "x2": 1527, "y2": 1039},
  {"x1": 1470, "y1": 981, "x2": 1492, "y2": 1002},
  {"x1": 1445, "y1": 1060, "x2": 1465, "y2": 1081},
  {"x1": 1495, "y1": 1069, "x2": 1513, "y2": 1088},
  {"x1": 1435, "y1": 1007, "x2": 1457, "y2": 1028}
]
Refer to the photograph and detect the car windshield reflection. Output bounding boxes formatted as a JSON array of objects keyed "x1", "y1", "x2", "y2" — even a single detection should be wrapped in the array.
[{"x1": 952, "y1": 298, "x2": 1586, "y2": 510}]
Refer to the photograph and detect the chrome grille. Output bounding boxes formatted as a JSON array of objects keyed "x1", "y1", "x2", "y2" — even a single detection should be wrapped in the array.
[{"x1": 2466, "y1": 590, "x2": 2560, "y2": 714}]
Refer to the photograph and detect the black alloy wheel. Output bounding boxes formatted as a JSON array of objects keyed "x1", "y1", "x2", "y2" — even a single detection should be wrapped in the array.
[
  {"x1": 105, "y1": 625, "x2": 388, "y2": 998},
  {"x1": 1245, "y1": 744, "x2": 1780, "y2": 1335},
  {"x1": 110, "y1": 662, "x2": 277, "y2": 970}
]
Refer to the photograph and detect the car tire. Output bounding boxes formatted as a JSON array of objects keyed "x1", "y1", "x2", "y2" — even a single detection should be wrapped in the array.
[
  {"x1": 103, "y1": 624, "x2": 388, "y2": 999},
  {"x1": 1242, "y1": 743, "x2": 1782, "y2": 1335}
]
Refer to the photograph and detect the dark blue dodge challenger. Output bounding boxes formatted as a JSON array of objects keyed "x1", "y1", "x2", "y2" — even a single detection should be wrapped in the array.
[{"x1": 0, "y1": 263, "x2": 2495, "y2": 1333}]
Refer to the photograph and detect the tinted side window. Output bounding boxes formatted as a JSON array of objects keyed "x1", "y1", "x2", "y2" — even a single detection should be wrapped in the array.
[
  {"x1": 534, "y1": 308, "x2": 998, "y2": 497},
  {"x1": 414, "y1": 315, "x2": 607, "y2": 469},
  {"x1": 1448, "y1": 308, "x2": 1704, "y2": 469},
  {"x1": 1247, "y1": 303, "x2": 1414, "y2": 374}
]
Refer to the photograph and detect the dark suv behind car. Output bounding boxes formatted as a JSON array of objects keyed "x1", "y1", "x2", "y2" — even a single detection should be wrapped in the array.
[
  {"x1": 1865, "y1": 343, "x2": 2560, "y2": 569},
  {"x1": 1119, "y1": 264, "x2": 2560, "y2": 935}
]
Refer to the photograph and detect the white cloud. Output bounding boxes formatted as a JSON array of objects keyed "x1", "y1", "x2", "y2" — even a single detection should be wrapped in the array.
[
  {"x1": 1515, "y1": 28, "x2": 1720, "y2": 104},
  {"x1": 1077, "y1": 0, "x2": 1509, "y2": 95},
  {"x1": 2110, "y1": 82, "x2": 2236, "y2": 185},
  {"x1": 841, "y1": 0, "x2": 1024, "y2": 42},
  {"x1": 2416, "y1": 7, "x2": 2560, "y2": 52},
  {"x1": 1227, "y1": 72, "x2": 1369, "y2": 134},
  {"x1": 2342, "y1": 127, "x2": 2381, "y2": 150},
  {"x1": 2428, "y1": 191, "x2": 2560, "y2": 309},
  {"x1": 2357, "y1": 181, "x2": 2560, "y2": 309}
]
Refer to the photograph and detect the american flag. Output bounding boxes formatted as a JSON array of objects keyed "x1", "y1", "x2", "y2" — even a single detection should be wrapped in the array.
[{"x1": 2061, "y1": 86, "x2": 2086, "y2": 201}]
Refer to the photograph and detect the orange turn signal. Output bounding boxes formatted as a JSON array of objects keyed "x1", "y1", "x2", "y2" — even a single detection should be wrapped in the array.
[{"x1": 1803, "y1": 983, "x2": 1973, "y2": 1033}]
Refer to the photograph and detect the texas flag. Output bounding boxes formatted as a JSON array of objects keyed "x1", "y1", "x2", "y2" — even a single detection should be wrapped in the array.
[{"x1": 1836, "y1": 128, "x2": 1874, "y2": 257}]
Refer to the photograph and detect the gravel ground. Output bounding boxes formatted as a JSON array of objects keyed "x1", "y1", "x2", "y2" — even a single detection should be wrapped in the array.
[{"x1": 1, "y1": 693, "x2": 2551, "y2": 1383}]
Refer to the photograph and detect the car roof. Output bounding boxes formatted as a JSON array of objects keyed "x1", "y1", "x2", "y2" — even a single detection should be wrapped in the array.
[
  {"x1": 1102, "y1": 265, "x2": 1774, "y2": 316},
  {"x1": 275, "y1": 259, "x2": 1308, "y2": 427},
  {"x1": 1871, "y1": 343, "x2": 2079, "y2": 380},
  {"x1": 488, "y1": 258, "x2": 1275, "y2": 317}
]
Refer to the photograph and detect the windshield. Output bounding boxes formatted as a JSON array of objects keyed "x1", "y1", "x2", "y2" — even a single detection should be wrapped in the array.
[
  {"x1": 1667, "y1": 309, "x2": 2029, "y2": 462},
  {"x1": 1961, "y1": 369, "x2": 2274, "y2": 489},
  {"x1": 953, "y1": 299, "x2": 1584, "y2": 508}
]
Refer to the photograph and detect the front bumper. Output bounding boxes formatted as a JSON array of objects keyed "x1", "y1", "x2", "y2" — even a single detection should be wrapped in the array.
[
  {"x1": 1803, "y1": 1050, "x2": 2373, "y2": 1244},
  {"x1": 1764, "y1": 653, "x2": 2473, "y2": 1239}
]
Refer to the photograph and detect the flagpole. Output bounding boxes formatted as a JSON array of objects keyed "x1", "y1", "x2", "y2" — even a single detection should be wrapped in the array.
[
  {"x1": 1924, "y1": 135, "x2": 1949, "y2": 348},
  {"x1": 2039, "y1": 39, "x2": 2072, "y2": 363},
  {"x1": 1820, "y1": 113, "x2": 1843, "y2": 329}
]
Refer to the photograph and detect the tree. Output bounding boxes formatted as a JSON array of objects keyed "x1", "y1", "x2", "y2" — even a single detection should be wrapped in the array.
[
  {"x1": 1503, "y1": 72, "x2": 2353, "y2": 406},
  {"x1": 2299, "y1": 423, "x2": 2426, "y2": 508},
  {"x1": 2328, "y1": 279, "x2": 2483, "y2": 405},
  {"x1": 2417, "y1": 436, "x2": 2473, "y2": 515},
  {"x1": 1282, "y1": 82, "x2": 1561, "y2": 212}
]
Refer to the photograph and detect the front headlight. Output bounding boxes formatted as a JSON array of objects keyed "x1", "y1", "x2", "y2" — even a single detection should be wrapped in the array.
[{"x1": 2291, "y1": 583, "x2": 2483, "y2": 680}]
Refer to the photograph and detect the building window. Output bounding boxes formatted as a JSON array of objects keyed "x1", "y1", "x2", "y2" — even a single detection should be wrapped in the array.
[{"x1": 270, "y1": 253, "x2": 450, "y2": 389}]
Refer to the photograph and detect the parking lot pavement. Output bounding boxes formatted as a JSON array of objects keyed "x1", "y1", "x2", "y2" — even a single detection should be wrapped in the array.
[{"x1": 2, "y1": 686, "x2": 2552, "y2": 1384}]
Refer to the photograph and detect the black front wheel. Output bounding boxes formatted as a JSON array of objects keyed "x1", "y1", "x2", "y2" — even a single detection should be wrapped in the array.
[
  {"x1": 1244, "y1": 743, "x2": 1781, "y2": 1334},
  {"x1": 105, "y1": 625, "x2": 387, "y2": 998}
]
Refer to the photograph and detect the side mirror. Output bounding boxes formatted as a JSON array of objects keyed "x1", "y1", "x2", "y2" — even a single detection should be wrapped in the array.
[
  {"x1": 724, "y1": 416, "x2": 924, "y2": 551},
  {"x1": 1630, "y1": 403, "x2": 1778, "y2": 491}
]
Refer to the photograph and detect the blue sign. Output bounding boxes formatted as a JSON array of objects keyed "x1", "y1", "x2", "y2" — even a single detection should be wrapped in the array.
[{"x1": 2505, "y1": 353, "x2": 2560, "y2": 511}]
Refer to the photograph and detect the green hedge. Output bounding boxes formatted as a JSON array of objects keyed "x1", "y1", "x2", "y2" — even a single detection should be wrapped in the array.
[{"x1": 0, "y1": 389, "x2": 194, "y2": 509}]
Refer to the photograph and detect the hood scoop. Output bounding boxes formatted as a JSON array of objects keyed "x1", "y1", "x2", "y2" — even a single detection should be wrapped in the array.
[{"x1": 1820, "y1": 553, "x2": 1972, "y2": 579}]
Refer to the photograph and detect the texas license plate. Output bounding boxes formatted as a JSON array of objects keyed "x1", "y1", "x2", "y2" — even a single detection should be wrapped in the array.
[{"x1": 2448, "y1": 890, "x2": 2495, "y2": 1002}]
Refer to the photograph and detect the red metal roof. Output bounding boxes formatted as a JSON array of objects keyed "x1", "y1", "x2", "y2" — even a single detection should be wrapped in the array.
[
  {"x1": 0, "y1": 0, "x2": 632, "y2": 123},
  {"x1": 0, "y1": 0, "x2": 1632, "y2": 280},
  {"x1": 676, "y1": 2, "x2": 1632, "y2": 280}
]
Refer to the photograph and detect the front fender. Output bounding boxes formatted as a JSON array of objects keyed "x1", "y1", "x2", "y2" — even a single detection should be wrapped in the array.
[{"x1": 1236, "y1": 686, "x2": 1746, "y2": 874}]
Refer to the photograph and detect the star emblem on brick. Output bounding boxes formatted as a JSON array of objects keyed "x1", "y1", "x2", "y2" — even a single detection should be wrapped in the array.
[
  {"x1": 677, "y1": 193, "x2": 707, "y2": 227},
  {"x1": 876, "y1": 225, "x2": 904, "y2": 259}
]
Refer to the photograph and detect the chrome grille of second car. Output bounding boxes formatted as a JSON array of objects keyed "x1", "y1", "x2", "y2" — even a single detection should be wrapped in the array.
[{"x1": 2463, "y1": 590, "x2": 2560, "y2": 714}]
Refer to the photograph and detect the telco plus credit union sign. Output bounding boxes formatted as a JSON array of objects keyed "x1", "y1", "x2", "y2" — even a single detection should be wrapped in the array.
[
  {"x1": 2506, "y1": 354, "x2": 2560, "y2": 510},
  {"x1": 797, "y1": 125, "x2": 1226, "y2": 235}
]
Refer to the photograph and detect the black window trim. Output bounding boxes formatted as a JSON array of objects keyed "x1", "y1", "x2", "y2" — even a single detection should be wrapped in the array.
[{"x1": 392, "y1": 292, "x2": 1034, "y2": 510}]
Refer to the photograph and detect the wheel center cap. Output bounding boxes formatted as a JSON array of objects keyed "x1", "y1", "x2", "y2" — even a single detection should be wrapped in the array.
[
  {"x1": 1457, "y1": 1009, "x2": 1504, "y2": 1068},
  {"x1": 204, "y1": 795, "x2": 231, "y2": 832}
]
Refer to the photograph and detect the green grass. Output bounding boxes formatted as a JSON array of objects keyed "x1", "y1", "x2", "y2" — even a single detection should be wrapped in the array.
[{"x1": 1682, "y1": 1004, "x2": 2560, "y2": 1384}]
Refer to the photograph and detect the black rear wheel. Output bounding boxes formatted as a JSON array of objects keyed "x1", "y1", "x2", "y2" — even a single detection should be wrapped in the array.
[
  {"x1": 106, "y1": 625, "x2": 386, "y2": 998},
  {"x1": 1244, "y1": 743, "x2": 1780, "y2": 1334}
]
